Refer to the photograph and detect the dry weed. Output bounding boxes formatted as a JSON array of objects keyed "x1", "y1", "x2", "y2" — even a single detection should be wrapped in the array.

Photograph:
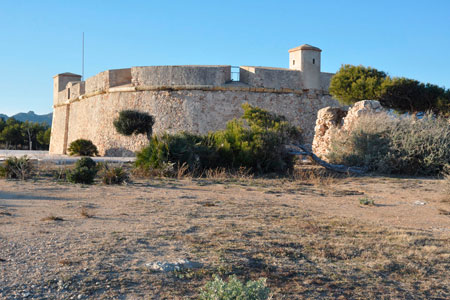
[
  {"x1": 0, "y1": 208, "x2": 12, "y2": 216},
  {"x1": 292, "y1": 167, "x2": 339, "y2": 186},
  {"x1": 80, "y1": 206, "x2": 94, "y2": 218},
  {"x1": 41, "y1": 215, "x2": 64, "y2": 222}
]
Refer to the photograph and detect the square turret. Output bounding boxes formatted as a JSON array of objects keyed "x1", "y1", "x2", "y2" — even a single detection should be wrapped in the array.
[
  {"x1": 289, "y1": 44, "x2": 321, "y2": 90},
  {"x1": 53, "y1": 72, "x2": 82, "y2": 105}
]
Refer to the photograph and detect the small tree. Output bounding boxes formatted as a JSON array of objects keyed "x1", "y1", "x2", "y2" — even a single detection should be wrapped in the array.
[
  {"x1": 67, "y1": 157, "x2": 98, "y2": 184},
  {"x1": 113, "y1": 110, "x2": 155, "y2": 141},
  {"x1": 329, "y1": 64, "x2": 387, "y2": 105}
]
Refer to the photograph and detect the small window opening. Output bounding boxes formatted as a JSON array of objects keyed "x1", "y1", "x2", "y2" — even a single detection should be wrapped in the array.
[
  {"x1": 313, "y1": 58, "x2": 315, "y2": 64},
  {"x1": 67, "y1": 88, "x2": 70, "y2": 99},
  {"x1": 293, "y1": 60, "x2": 295, "y2": 65}
]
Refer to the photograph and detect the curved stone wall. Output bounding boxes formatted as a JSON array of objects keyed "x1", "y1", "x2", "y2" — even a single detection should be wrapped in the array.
[{"x1": 50, "y1": 87, "x2": 338, "y2": 156}]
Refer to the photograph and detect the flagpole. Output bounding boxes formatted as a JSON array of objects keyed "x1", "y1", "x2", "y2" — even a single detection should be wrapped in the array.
[{"x1": 82, "y1": 32, "x2": 85, "y2": 80}]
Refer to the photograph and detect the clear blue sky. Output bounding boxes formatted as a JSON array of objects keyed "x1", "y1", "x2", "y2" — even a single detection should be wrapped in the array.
[{"x1": 1, "y1": 0, "x2": 449, "y2": 115}]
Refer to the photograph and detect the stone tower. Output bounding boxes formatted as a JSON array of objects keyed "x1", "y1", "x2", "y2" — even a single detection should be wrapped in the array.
[
  {"x1": 288, "y1": 44, "x2": 321, "y2": 90},
  {"x1": 53, "y1": 72, "x2": 81, "y2": 105}
]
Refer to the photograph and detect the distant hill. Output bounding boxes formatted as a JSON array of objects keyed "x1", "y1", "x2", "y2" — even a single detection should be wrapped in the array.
[{"x1": 0, "y1": 111, "x2": 52, "y2": 125}]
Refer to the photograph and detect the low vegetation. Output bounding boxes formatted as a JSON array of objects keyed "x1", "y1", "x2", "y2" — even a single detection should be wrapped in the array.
[
  {"x1": 0, "y1": 156, "x2": 33, "y2": 180},
  {"x1": 99, "y1": 163, "x2": 129, "y2": 185},
  {"x1": 135, "y1": 103, "x2": 302, "y2": 175},
  {"x1": 67, "y1": 157, "x2": 98, "y2": 184},
  {"x1": 328, "y1": 112, "x2": 450, "y2": 175},
  {"x1": 199, "y1": 275, "x2": 270, "y2": 300},
  {"x1": 68, "y1": 139, "x2": 99, "y2": 156}
]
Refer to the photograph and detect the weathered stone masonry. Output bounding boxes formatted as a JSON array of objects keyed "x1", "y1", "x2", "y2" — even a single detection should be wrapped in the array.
[{"x1": 50, "y1": 44, "x2": 339, "y2": 156}]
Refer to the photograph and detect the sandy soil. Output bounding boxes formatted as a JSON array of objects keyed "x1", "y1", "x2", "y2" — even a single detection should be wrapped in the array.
[{"x1": 0, "y1": 172, "x2": 449, "y2": 299}]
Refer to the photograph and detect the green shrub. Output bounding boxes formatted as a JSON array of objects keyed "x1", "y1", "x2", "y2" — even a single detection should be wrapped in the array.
[
  {"x1": 135, "y1": 104, "x2": 302, "y2": 175},
  {"x1": 0, "y1": 165, "x2": 6, "y2": 178},
  {"x1": 199, "y1": 275, "x2": 270, "y2": 300},
  {"x1": 328, "y1": 112, "x2": 450, "y2": 175},
  {"x1": 211, "y1": 103, "x2": 302, "y2": 173},
  {"x1": 359, "y1": 197, "x2": 375, "y2": 206},
  {"x1": 135, "y1": 132, "x2": 216, "y2": 175},
  {"x1": 68, "y1": 139, "x2": 99, "y2": 156},
  {"x1": 99, "y1": 163, "x2": 129, "y2": 185},
  {"x1": 2, "y1": 156, "x2": 33, "y2": 180},
  {"x1": 67, "y1": 157, "x2": 98, "y2": 184},
  {"x1": 113, "y1": 110, "x2": 155, "y2": 141}
]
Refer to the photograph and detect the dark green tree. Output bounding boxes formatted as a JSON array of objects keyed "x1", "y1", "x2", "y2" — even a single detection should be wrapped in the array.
[
  {"x1": 1, "y1": 123, "x2": 23, "y2": 149},
  {"x1": 113, "y1": 110, "x2": 155, "y2": 141},
  {"x1": 379, "y1": 77, "x2": 448, "y2": 113},
  {"x1": 37, "y1": 127, "x2": 51, "y2": 147},
  {"x1": 329, "y1": 64, "x2": 387, "y2": 105}
]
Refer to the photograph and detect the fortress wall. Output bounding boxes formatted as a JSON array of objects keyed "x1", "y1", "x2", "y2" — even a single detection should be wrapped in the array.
[
  {"x1": 131, "y1": 66, "x2": 231, "y2": 87},
  {"x1": 68, "y1": 81, "x2": 85, "y2": 99},
  {"x1": 84, "y1": 68, "x2": 131, "y2": 94},
  {"x1": 49, "y1": 105, "x2": 70, "y2": 154},
  {"x1": 85, "y1": 71, "x2": 109, "y2": 94},
  {"x1": 57, "y1": 89, "x2": 338, "y2": 156},
  {"x1": 240, "y1": 67, "x2": 303, "y2": 90},
  {"x1": 109, "y1": 68, "x2": 132, "y2": 87},
  {"x1": 320, "y1": 72, "x2": 334, "y2": 91}
]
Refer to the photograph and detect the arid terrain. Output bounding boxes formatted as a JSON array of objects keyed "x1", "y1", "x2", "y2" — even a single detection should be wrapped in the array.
[{"x1": 0, "y1": 165, "x2": 449, "y2": 299}]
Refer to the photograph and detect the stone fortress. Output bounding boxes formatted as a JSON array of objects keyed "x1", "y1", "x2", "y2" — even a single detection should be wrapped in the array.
[{"x1": 50, "y1": 44, "x2": 339, "y2": 156}]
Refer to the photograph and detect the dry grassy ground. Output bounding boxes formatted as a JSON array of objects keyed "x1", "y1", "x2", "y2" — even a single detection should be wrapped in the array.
[{"x1": 0, "y1": 165, "x2": 449, "y2": 299}]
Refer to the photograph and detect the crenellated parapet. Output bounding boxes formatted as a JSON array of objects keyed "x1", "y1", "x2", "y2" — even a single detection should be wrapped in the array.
[{"x1": 54, "y1": 65, "x2": 333, "y2": 107}]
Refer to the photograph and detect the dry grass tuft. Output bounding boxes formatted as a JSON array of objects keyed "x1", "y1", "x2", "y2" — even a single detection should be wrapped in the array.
[
  {"x1": 0, "y1": 207, "x2": 12, "y2": 217},
  {"x1": 438, "y1": 208, "x2": 450, "y2": 216},
  {"x1": 41, "y1": 215, "x2": 64, "y2": 222},
  {"x1": 292, "y1": 166, "x2": 342, "y2": 186},
  {"x1": 80, "y1": 206, "x2": 94, "y2": 218},
  {"x1": 58, "y1": 259, "x2": 76, "y2": 266}
]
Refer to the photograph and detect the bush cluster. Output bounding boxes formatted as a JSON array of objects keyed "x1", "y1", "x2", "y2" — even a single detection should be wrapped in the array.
[
  {"x1": 327, "y1": 112, "x2": 450, "y2": 175},
  {"x1": 330, "y1": 64, "x2": 450, "y2": 115},
  {"x1": 99, "y1": 163, "x2": 129, "y2": 185},
  {"x1": 67, "y1": 157, "x2": 98, "y2": 184},
  {"x1": 199, "y1": 275, "x2": 270, "y2": 300},
  {"x1": 135, "y1": 104, "x2": 302, "y2": 175},
  {"x1": 68, "y1": 139, "x2": 99, "y2": 156},
  {"x1": 0, "y1": 156, "x2": 33, "y2": 180}
]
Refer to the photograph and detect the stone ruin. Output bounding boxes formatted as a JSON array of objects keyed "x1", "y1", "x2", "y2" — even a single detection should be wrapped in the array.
[{"x1": 312, "y1": 100, "x2": 386, "y2": 161}]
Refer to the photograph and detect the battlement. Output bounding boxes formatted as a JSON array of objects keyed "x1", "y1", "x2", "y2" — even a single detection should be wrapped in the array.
[
  {"x1": 54, "y1": 66, "x2": 333, "y2": 106},
  {"x1": 53, "y1": 44, "x2": 336, "y2": 105}
]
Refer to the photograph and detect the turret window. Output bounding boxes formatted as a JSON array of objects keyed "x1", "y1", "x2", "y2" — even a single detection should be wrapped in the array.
[
  {"x1": 313, "y1": 59, "x2": 315, "y2": 64},
  {"x1": 293, "y1": 60, "x2": 295, "y2": 65}
]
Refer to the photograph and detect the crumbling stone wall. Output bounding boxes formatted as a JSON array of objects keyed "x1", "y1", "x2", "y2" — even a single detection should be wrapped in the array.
[{"x1": 312, "y1": 100, "x2": 386, "y2": 160}]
